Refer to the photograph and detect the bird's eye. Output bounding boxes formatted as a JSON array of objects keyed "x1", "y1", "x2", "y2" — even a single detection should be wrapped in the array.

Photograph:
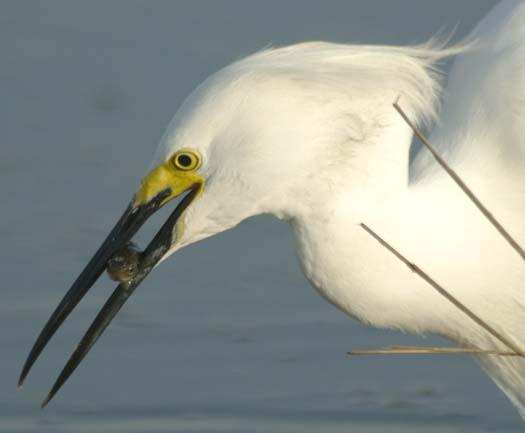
[{"x1": 171, "y1": 150, "x2": 201, "y2": 172}]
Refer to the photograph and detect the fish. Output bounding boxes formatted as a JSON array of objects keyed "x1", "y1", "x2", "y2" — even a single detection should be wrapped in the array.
[{"x1": 106, "y1": 241, "x2": 141, "y2": 287}]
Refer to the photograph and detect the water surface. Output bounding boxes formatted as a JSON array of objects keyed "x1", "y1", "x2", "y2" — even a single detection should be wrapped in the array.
[{"x1": 3, "y1": 1, "x2": 522, "y2": 431}]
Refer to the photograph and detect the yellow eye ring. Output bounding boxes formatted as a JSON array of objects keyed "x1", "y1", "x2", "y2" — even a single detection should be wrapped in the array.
[{"x1": 171, "y1": 149, "x2": 201, "y2": 172}]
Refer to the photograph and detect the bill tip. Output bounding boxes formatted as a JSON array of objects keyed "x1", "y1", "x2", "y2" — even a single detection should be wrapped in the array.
[
  {"x1": 17, "y1": 373, "x2": 26, "y2": 388},
  {"x1": 41, "y1": 396, "x2": 50, "y2": 409}
]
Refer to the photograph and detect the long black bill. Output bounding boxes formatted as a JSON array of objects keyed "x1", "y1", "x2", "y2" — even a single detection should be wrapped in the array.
[{"x1": 20, "y1": 185, "x2": 199, "y2": 406}]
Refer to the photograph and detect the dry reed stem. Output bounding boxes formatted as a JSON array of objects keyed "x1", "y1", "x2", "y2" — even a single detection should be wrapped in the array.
[
  {"x1": 393, "y1": 101, "x2": 525, "y2": 262},
  {"x1": 347, "y1": 345, "x2": 520, "y2": 356},
  {"x1": 360, "y1": 223, "x2": 525, "y2": 357}
]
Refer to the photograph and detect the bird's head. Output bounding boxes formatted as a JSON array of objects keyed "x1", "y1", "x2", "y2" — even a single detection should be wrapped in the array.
[
  {"x1": 138, "y1": 68, "x2": 316, "y2": 254},
  {"x1": 20, "y1": 42, "x2": 447, "y2": 405}
]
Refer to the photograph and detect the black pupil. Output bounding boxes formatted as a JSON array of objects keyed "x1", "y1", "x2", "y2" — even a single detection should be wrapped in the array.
[{"x1": 177, "y1": 154, "x2": 193, "y2": 168}]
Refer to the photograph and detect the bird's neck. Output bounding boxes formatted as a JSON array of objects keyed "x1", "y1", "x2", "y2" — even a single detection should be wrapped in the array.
[
  {"x1": 287, "y1": 123, "x2": 525, "y2": 343},
  {"x1": 287, "y1": 124, "x2": 423, "y2": 327},
  {"x1": 288, "y1": 181, "x2": 462, "y2": 339},
  {"x1": 290, "y1": 153, "x2": 525, "y2": 349}
]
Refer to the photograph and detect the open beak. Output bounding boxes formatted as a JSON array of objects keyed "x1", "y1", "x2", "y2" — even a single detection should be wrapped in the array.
[{"x1": 19, "y1": 170, "x2": 201, "y2": 407}]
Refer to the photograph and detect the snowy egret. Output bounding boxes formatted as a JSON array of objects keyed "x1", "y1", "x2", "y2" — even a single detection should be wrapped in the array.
[{"x1": 19, "y1": 0, "x2": 525, "y2": 419}]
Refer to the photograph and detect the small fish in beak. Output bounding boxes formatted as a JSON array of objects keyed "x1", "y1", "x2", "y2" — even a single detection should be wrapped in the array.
[{"x1": 106, "y1": 241, "x2": 142, "y2": 287}]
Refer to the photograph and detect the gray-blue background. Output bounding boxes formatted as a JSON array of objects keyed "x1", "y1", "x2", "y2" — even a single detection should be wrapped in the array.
[{"x1": 4, "y1": 1, "x2": 521, "y2": 432}]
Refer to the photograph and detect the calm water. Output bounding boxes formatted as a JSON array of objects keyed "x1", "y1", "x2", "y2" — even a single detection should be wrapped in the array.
[{"x1": 3, "y1": 1, "x2": 523, "y2": 432}]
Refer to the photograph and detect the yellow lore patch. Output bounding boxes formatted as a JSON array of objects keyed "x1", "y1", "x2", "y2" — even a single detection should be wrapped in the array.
[{"x1": 133, "y1": 160, "x2": 204, "y2": 209}]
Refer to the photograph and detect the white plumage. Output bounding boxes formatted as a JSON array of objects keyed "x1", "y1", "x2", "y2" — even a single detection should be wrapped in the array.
[
  {"x1": 22, "y1": 0, "x2": 525, "y2": 420},
  {"x1": 148, "y1": 0, "x2": 525, "y2": 418}
]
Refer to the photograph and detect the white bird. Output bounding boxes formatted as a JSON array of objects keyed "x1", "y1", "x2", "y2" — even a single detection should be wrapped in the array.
[{"x1": 19, "y1": 0, "x2": 525, "y2": 420}]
